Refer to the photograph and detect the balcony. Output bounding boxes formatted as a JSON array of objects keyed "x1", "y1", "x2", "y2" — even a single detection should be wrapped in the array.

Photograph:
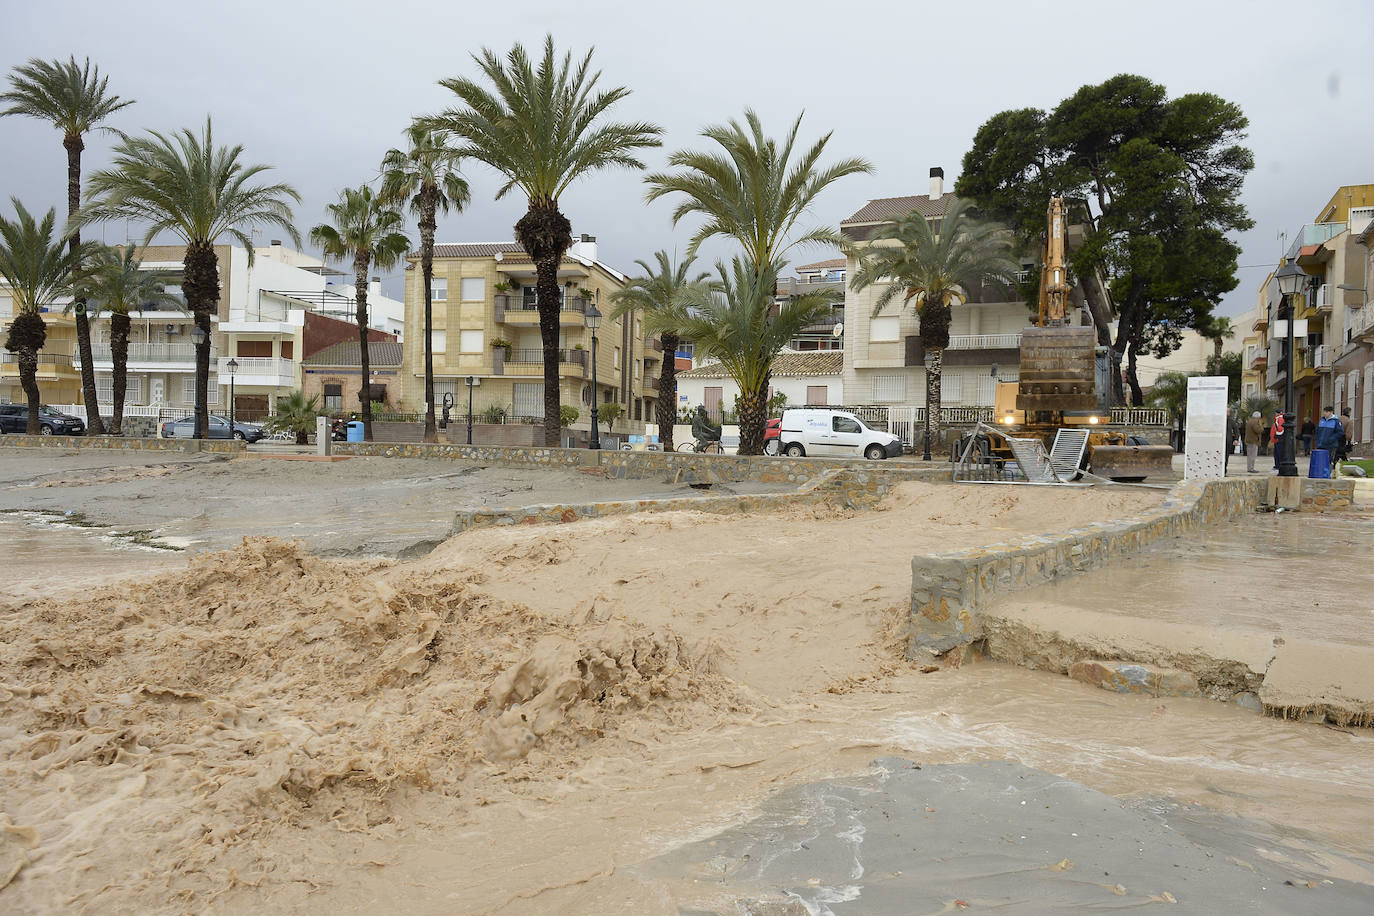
[
  {"x1": 1248, "y1": 348, "x2": 1268, "y2": 370},
  {"x1": 1314, "y1": 344, "x2": 1333, "y2": 373},
  {"x1": 1352, "y1": 303, "x2": 1374, "y2": 342},
  {"x1": 947, "y1": 333, "x2": 1022, "y2": 349},
  {"x1": 1253, "y1": 311, "x2": 1268, "y2": 332},
  {"x1": 644, "y1": 338, "x2": 663, "y2": 353},
  {"x1": 501, "y1": 348, "x2": 587, "y2": 377},
  {"x1": 644, "y1": 374, "x2": 660, "y2": 390},
  {"x1": 75, "y1": 342, "x2": 201, "y2": 370},
  {"x1": 1315, "y1": 283, "x2": 1333, "y2": 314},
  {"x1": 1, "y1": 351, "x2": 77, "y2": 378},
  {"x1": 498, "y1": 294, "x2": 591, "y2": 327},
  {"x1": 218, "y1": 356, "x2": 295, "y2": 387}
]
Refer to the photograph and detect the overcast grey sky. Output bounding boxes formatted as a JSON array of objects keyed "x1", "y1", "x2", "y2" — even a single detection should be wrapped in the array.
[{"x1": 4, "y1": 0, "x2": 1372, "y2": 318}]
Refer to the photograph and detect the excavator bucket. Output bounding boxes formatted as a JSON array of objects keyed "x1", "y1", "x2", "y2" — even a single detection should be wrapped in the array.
[
  {"x1": 1016, "y1": 326, "x2": 1099, "y2": 413},
  {"x1": 1088, "y1": 444, "x2": 1175, "y2": 482}
]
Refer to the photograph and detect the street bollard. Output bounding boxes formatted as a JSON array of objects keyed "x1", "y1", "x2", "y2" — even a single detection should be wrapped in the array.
[{"x1": 317, "y1": 415, "x2": 331, "y2": 456}]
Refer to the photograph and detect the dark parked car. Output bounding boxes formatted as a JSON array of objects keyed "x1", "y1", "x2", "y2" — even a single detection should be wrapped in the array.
[
  {"x1": 160, "y1": 414, "x2": 264, "y2": 442},
  {"x1": 0, "y1": 404, "x2": 86, "y2": 436}
]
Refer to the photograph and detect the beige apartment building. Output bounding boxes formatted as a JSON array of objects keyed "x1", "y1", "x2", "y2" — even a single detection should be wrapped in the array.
[{"x1": 398, "y1": 236, "x2": 658, "y2": 440}]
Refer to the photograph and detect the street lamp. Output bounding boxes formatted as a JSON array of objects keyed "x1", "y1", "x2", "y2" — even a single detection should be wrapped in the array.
[
  {"x1": 226, "y1": 357, "x2": 238, "y2": 430},
  {"x1": 1274, "y1": 262, "x2": 1306, "y2": 477},
  {"x1": 922, "y1": 350, "x2": 935, "y2": 461},
  {"x1": 586, "y1": 305, "x2": 602, "y2": 450},
  {"x1": 466, "y1": 376, "x2": 475, "y2": 445}
]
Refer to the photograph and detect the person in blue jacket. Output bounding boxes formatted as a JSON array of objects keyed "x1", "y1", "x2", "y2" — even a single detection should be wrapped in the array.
[{"x1": 1313, "y1": 406, "x2": 1344, "y2": 456}]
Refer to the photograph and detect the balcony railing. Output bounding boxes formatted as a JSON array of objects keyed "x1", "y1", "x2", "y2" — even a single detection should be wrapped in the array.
[
  {"x1": 1314, "y1": 344, "x2": 1333, "y2": 371},
  {"x1": 947, "y1": 333, "x2": 1022, "y2": 349},
  {"x1": 516, "y1": 292, "x2": 589, "y2": 314},
  {"x1": 505, "y1": 348, "x2": 588, "y2": 368},
  {"x1": 80, "y1": 342, "x2": 201, "y2": 364},
  {"x1": 644, "y1": 374, "x2": 660, "y2": 389},
  {"x1": 1, "y1": 352, "x2": 73, "y2": 368},
  {"x1": 218, "y1": 356, "x2": 294, "y2": 380}
]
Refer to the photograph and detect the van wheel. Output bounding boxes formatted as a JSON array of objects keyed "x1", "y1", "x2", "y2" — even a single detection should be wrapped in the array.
[
  {"x1": 865, "y1": 444, "x2": 886, "y2": 460},
  {"x1": 785, "y1": 443, "x2": 806, "y2": 458}
]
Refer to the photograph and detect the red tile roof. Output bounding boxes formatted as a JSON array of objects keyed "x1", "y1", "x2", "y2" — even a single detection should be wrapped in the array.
[{"x1": 841, "y1": 194, "x2": 956, "y2": 225}]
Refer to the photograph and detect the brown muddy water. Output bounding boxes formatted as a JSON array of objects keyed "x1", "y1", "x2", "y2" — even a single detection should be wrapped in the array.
[{"x1": 2, "y1": 490, "x2": 1372, "y2": 913}]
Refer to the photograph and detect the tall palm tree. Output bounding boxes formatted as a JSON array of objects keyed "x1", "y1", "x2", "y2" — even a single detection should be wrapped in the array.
[
  {"x1": 77, "y1": 245, "x2": 178, "y2": 434},
  {"x1": 309, "y1": 185, "x2": 409, "y2": 442},
  {"x1": 1201, "y1": 315, "x2": 1233, "y2": 361},
  {"x1": 645, "y1": 109, "x2": 871, "y2": 274},
  {"x1": 74, "y1": 118, "x2": 300, "y2": 439},
  {"x1": 0, "y1": 200, "x2": 84, "y2": 433},
  {"x1": 2, "y1": 56, "x2": 134, "y2": 435},
  {"x1": 380, "y1": 126, "x2": 469, "y2": 442},
  {"x1": 676, "y1": 258, "x2": 833, "y2": 454},
  {"x1": 848, "y1": 197, "x2": 1019, "y2": 445},
  {"x1": 422, "y1": 35, "x2": 662, "y2": 446},
  {"x1": 608, "y1": 250, "x2": 708, "y2": 452}
]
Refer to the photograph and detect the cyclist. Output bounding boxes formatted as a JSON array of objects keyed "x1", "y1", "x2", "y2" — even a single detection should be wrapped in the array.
[{"x1": 690, "y1": 405, "x2": 722, "y2": 453}]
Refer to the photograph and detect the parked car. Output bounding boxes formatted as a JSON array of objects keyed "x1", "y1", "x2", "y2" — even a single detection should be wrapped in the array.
[
  {"x1": 0, "y1": 404, "x2": 86, "y2": 436},
  {"x1": 764, "y1": 417, "x2": 781, "y2": 455},
  {"x1": 777, "y1": 408, "x2": 902, "y2": 460},
  {"x1": 160, "y1": 414, "x2": 265, "y2": 442}
]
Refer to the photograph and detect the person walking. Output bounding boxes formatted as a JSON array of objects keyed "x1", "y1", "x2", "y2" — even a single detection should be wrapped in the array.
[
  {"x1": 1225, "y1": 408, "x2": 1237, "y2": 474},
  {"x1": 1244, "y1": 410, "x2": 1263, "y2": 473},
  {"x1": 1272, "y1": 412, "x2": 1285, "y2": 471},
  {"x1": 1339, "y1": 407, "x2": 1354, "y2": 460},
  {"x1": 1300, "y1": 416, "x2": 1315, "y2": 456}
]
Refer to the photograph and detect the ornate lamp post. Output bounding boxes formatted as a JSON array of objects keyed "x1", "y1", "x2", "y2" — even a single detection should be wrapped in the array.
[
  {"x1": 1274, "y1": 262, "x2": 1306, "y2": 478},
  {"x1": 226, "y1": 357, "x2": 238, "y2": 430},
  {"x1": 586, "y1": 305, "x2": 602, "y2": 450}
]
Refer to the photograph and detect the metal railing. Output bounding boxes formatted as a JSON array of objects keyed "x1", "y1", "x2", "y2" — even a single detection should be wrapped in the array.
[
  {"x1": 218, "y1": 356, "x2": 294, "y2": 378},
  {"x1": 947, "y1": 333, "x2": 1022, "y2": 349},
  {"x1": 1109, "y1": 407, "x2": 1168, "y2": 425},
  {"x1": 1, "y1": 352, "x2": 73, "y2": 367},
  {"x1": 517, "y1": 292, "x2": 589, "y2": 314},
  {"x1": 504, "y1": 348, "x2": 588, "y2": 368},
  {"x1": 80, "y1": 342, "x2": 201, "y2": 364}
]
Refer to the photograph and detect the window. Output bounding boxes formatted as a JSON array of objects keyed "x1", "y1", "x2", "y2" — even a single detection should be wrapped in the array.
[
  {"x1": 432, "y1": 330, "x2": 446, "y2": 354},
  {"x1": 459, "y1": 330, "x2": 483, "y2": 353},
  {"x1": 96, "y1": 374, "x2": 114, "y2": 402},
  {"x1": 237, "y1": 340, "x2": 271, "y2": 357},
  {"x1": 431, "y1": 278, "x2": 448, "y2": 301},
  {"x1": 369, "y1": 384, "x2": 387, "y2": 404},
  {"x1": 513, "y1": 382, "x2": 544, "y2": 419},
  {"x1": 806, "y1": 385, "x2": 828, "y2": 405},
  {"x1": 872, "y1": 374, "x2": 906, "y2": 402},
  {"x1": 433, "y1": 378, "x2": 458, "y2": 409},
  {"x1": 127, "y1": 376, "x2": 144, "y2": 404},
  {"x1": 460, "y1": 277, "x2": 485, "y2": 301},
  {"x1": 182, "y1": 376, "x2": 196, "y2": 403},
  {"x1": 280, "y1": 341, "x2": 294, "y2": 360},
  {"x1": 0, "y1": 295, "x2": 11, "y2": 318},
  {"x1": 324, "y1": 383, "x2": 343, "y2": 411},
  {"x1": 869, "y1": 316, "x2": 899, "y2": 342},
  {"x1": 833, "y1": 415, "x2": 861, "y2": 433},
  {"x1": 704, "y1": 386, "x2": 723, "y2": 419},
  {"x1": 614, "y1": 346, "x2": 621, "y2": 369}
]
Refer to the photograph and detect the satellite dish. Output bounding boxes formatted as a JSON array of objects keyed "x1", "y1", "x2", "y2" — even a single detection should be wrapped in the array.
[{"x1": 832, "y1": 322, "x2": 844, "y2": 338}]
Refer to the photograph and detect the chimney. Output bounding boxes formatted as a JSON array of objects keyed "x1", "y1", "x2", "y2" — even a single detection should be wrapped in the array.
[
  {"x1": 369, "y1": 277, "x2": 382, "y2": 298},
  {"x1": 929, "y1": 167, "x2": 944, "y2": 201},
  {"x1": 569, "y1": 233, "x2": 598, "y2": 263},
  {"x1": 270, "y1": 239, "x2": 282, "y2": 246}
]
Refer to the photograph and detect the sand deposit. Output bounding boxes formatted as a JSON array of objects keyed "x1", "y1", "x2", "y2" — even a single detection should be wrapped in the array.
[{"x1": 4, "y1": 479, "x2": 1372, "y2": 912}]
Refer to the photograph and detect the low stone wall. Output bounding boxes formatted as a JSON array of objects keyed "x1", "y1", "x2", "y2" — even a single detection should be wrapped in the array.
[
  {"x1": 450, "y1": 467, "x2": 898, "y2": 534},
  {"x1": 907, "y1": 477, "x2": 1356, "y2": 657},
  {"x1": 0, "y1": 434, "x2": 245, "y2": 454},
  {"x1": 336, "y1": 440, "x2": 952, "y2": 486}
]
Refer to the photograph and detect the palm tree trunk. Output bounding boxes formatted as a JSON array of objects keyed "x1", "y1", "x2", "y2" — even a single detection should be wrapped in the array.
[
  {"x1": 355, "y1": 252, "x2": 374, "y2": 441},
  {"x1": 738, "y1": 383, "x2": 768, "y2": 455},
  {"x1": 65, "y1": 134, "x2": 105, "y2": 435},
  {"x1": 109, "y1": 311, "x2": 130, "y2": 435},
  {"x1": 182, "y1": 241, "x2": 218, "y2": 439},
  {"x1": 421, "y1": 192, "x2": 438, "y2": 442},
  {"x1": 7, "y1": 312, "x2": 47, "y2": 435},
  {"x1": 927, "y1": 347, "x2": 944, "y2": 452},
  {"x1": 657, "y1": 332, "x2": 679, "y2": 451},
  {"x1": 514, "y1": 203, "x2": 573, "y2": 447}
]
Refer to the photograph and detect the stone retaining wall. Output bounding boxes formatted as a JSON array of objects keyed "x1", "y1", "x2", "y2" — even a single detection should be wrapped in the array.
[
  {"x1": 0, "y1": 434, "x2": 245, "y2": 454},
  {"x1": 450, "y1": 467, "x2": 897, "y2": 534},
  {"x1": 336, "y1": 440, "x2": 952, "y2": 485},
  {"x1": 907, "y1": 477, "x2": 1356, "y2": 657}
]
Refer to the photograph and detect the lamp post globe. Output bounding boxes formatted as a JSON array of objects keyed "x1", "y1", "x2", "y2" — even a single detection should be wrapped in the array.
[
  {"x1": 585, "y1": 306, "x2": 602, "y2": 450},
  {"x1": 1274, "y1": 262, "x2": 1306, "y2": 478}
]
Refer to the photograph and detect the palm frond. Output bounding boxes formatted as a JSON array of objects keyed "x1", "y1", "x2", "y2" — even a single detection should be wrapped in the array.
[
  {"x1": 1, "y1": 56, "x2": 133, "y2": 135},
  {"x1": 0, "y1": 198, "x2": 81, "y2": 318}
]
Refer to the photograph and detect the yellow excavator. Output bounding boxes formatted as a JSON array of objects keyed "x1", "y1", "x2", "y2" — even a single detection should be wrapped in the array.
[{"x1": 959, "y1": 198, "x2": 1174, "y2": 482}]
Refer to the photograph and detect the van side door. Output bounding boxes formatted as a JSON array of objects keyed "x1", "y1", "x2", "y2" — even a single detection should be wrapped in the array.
[{"x1": 829, "y1": 414, "x2": 866, "y2": 456}]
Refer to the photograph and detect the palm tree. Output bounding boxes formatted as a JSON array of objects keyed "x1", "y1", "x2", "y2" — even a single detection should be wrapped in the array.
[
  {"x1": 1201, "y1": 315, "x2": 1233, "y2": 361},
  {"x1": 263, "y1": 389, "x2": 321, "y2": 445},
  {"x1": 645, "y1": 109, "x2": 871, "y2": 274},
  {"x1": 2, "y1": 56, "x2": 134, "y2": 435},
  {"x1": 848, "y1": 197, "x2": 1019, "y2": 446},
  {"x1": 608, "y1": 250, "x2": 708, "y2": 452},
  {"x1": 380, "y1": 126, "x2": 470, "y2": 442},
  {"x1": 422, "y1": 35, "x2": 662, "y2": 446},
  {"x1": 77, "y1": 245, "x2": 178, "y2": 434},
  {"x1": 676, "y1": 259, "x2": 833, "y2": 454},
  {"x1": 309, "y1": 185, "x2": 409, "y2": 442},
  {"x1": 0, "y1": 200, "x2": 83, "y2": 433},
  {"x1": 74, "y1": 118, "x2": 300, "y2": 439}
]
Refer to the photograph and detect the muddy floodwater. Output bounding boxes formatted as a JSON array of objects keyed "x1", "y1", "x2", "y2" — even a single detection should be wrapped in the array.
[{"x1": 1, "y1": 450, "x2": 1372, "y2": 912}]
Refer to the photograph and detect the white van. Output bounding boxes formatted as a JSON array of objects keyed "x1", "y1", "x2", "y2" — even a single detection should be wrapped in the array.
[{"x1": 778, "y1": 409, "x2": 903, "y2": 460}]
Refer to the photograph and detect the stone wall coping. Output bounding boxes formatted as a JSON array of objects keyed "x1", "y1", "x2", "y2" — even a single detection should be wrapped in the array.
[{"x1": 0, "y1": 435, "x2": 246, "y2": 454}]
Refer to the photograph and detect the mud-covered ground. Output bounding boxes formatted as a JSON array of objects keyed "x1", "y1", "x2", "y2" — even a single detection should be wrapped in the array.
[{"x1": 2, "y1": 449, "x2": 1372, "y2": 913}]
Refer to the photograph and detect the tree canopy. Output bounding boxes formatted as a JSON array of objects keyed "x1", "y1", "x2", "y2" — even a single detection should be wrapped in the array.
[{"x1": 955, "y1": 74, "x2": 1254, "y2": 405}]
